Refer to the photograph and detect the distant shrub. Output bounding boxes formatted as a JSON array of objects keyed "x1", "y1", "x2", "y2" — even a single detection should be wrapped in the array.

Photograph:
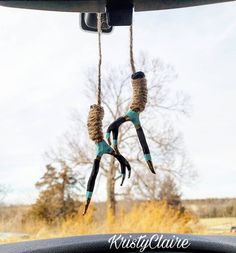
[{"x1": 183, "y1": 198, "x2": 236, "y2": 218}]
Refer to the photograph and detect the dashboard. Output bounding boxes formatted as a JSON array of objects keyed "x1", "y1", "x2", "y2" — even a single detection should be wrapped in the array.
[{"x1": 0, "y1": 233, "x2": 236, "y2": 253}]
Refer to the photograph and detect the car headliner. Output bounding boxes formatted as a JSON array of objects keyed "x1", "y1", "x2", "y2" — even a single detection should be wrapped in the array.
[{"x1": 0, "y1": 0, "x2": 235, "y2": 13}]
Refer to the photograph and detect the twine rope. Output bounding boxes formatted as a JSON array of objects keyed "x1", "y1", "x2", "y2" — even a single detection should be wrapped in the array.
[
  {"x1": 129, "y1": 24, "x2": 147, "y2": 113},
  {"x1": 130, "y1": 77, "x2": 148, "y2": 113},
  {"x1": 97, "y1": 13, "x2": 102, "y2": 106},
  {"x1": 87, "y1": 104, "x2": 104, "y2": 143},
  {"x1": 87, "y1": 13, "x2": 104, "y2": 143},
  {"x1": 129, "y1": 24, "x2": 136, "y2": 74}
]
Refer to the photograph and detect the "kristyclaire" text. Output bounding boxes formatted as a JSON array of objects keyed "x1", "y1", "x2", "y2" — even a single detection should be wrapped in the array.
[{"x1": 108, "y1": 234, "x2": 191, "y2": 252}]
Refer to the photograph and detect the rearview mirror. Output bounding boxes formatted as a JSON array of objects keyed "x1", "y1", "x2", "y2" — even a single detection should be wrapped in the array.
[{"x1": 80, "y1": 13, "x2": 113, "y2": 33}]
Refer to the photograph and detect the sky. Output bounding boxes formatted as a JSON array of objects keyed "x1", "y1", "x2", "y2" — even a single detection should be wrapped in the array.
[{"x1": 0, "y1": 2, "x2": 236, "y2": 204}]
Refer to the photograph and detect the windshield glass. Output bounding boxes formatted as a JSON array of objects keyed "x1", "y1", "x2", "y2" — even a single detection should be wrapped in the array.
[{"x1": 0, "y1": 1, "x2": 236, "y2": 244}]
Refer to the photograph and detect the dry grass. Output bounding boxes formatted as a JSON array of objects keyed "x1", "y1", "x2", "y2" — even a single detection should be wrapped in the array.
[
  {"x1": 199, "y1": 217, "x2": 236, "y2": 235},
  {"x1": 2, "y1": 202, "x2": 235, "y2": 245},
  {"x1": 0, "y1": 201, "x2": 198, "y2": 244}
]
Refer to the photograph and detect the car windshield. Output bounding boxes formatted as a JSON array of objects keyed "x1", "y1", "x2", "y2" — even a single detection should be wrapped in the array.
[{"x1": 0, "y1": 1, "x2": 235, "y2": 244}]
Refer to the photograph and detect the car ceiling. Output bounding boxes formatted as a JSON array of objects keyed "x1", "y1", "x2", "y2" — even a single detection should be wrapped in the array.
[{"x1": 0, "y1": 0, "x2": 235, "y2": 13}]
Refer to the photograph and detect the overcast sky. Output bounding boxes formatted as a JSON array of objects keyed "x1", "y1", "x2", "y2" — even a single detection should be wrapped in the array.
[{"x1": 0, "y1": 2, "x2": 236, "y2": 204}]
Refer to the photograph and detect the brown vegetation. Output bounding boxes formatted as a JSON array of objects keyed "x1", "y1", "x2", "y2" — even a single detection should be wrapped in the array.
[
  {"x1": 183, "y1": 198, "x2": 236, "y2": 218},
  {"x1": 0, "y1": 201, "x2": 198, "y2": 243}
]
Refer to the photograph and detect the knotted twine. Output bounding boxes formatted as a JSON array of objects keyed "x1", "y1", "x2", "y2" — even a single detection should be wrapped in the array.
[
  {"x1": 129, "y1": 24, "x2": 148, "y2": 113},
  {"x1": 87, "y1": 13, "x2": 104, "y2": 143}
]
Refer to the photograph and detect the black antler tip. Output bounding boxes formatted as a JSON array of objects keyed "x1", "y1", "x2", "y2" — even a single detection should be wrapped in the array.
[
  {"x1": 128, "y1": 170, "x2": 131, "y2": 178},
  {"x1": 83, "y1": 199, "x2": 91, "y2": 215},
  {"x1": 83, "y1": 208, "x2": 87, "y2": 216},
  {"x1": 147, "y1": 160, "x2": 156, "y2": 174},
  {"x1": 120, "y1": 174, "x2": 125, "y2": 186}
]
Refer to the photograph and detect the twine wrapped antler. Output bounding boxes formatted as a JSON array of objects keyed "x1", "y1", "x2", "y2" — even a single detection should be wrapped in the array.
[
  {"x1": 87, "y1": 104, "x2": 104, "y2": 143},
  {"x1": 106, "y1": 25, "x2": 155, "y2": 174},
  {"x1": 83, "y1": 14, "x2": 131, "y2": 215}
]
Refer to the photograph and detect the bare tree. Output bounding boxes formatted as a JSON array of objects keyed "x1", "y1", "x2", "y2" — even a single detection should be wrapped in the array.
[{"x1": 46, "y1": 54, "x2": 196, "y2": 217}]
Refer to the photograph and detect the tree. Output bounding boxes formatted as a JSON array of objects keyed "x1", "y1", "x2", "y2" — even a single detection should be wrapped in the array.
[
  {"x1": 158, "y1": 175, "x2": 181, "y2": 207},
  {"x1": 46, "y1": 54, "x2": 196, "y2": 218},
  {"x1": 29, "y1": 163, "x2": 79, "y2": 223}
]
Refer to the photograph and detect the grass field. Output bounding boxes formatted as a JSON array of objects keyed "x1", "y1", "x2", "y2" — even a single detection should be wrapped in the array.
[
  {"x1": 0, "y1": 204, "x2": 236, "y2": 244},
  {"x1": 200, "y1": 217, "x2": 236, "y2": 235}
]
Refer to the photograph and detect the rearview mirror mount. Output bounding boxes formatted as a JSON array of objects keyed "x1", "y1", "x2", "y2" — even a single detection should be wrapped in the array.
[{"x1": 80, "y1": 13, "x2": 113, "y2": 33}]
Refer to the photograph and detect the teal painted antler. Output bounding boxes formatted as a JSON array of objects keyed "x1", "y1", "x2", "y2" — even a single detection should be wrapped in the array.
[
  {"x1": 106, "y1": 71, "x2": 155, "y2": 174},
  {"x1": 83, "y1": 14, "x2": 130, "y2": 215},
  {"x1": 83, "y1": 105, "x2": 131, "y2": 215},
  {"x1": 106, "y1": 25, "x2": 155, "y2": 174}
]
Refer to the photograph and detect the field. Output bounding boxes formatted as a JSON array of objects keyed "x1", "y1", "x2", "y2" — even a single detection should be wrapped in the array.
[
  {"x1": 0, "y1": 203, "x2": 236, "y2": 244},
  {"x1": 200, "y1": 217, "x2": 236, "y2": 235},
  {"x1": 0, "y1": 217, "x2": 235, "y2": 244}
]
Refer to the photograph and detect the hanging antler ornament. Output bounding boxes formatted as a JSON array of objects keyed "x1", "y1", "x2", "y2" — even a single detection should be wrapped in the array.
[
  {"x1": 83, "y1": 14, "x2": 131, "y2": 215},
  {"x1": 106, "y1": 25, "x2": 155, "y2": 174}
]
